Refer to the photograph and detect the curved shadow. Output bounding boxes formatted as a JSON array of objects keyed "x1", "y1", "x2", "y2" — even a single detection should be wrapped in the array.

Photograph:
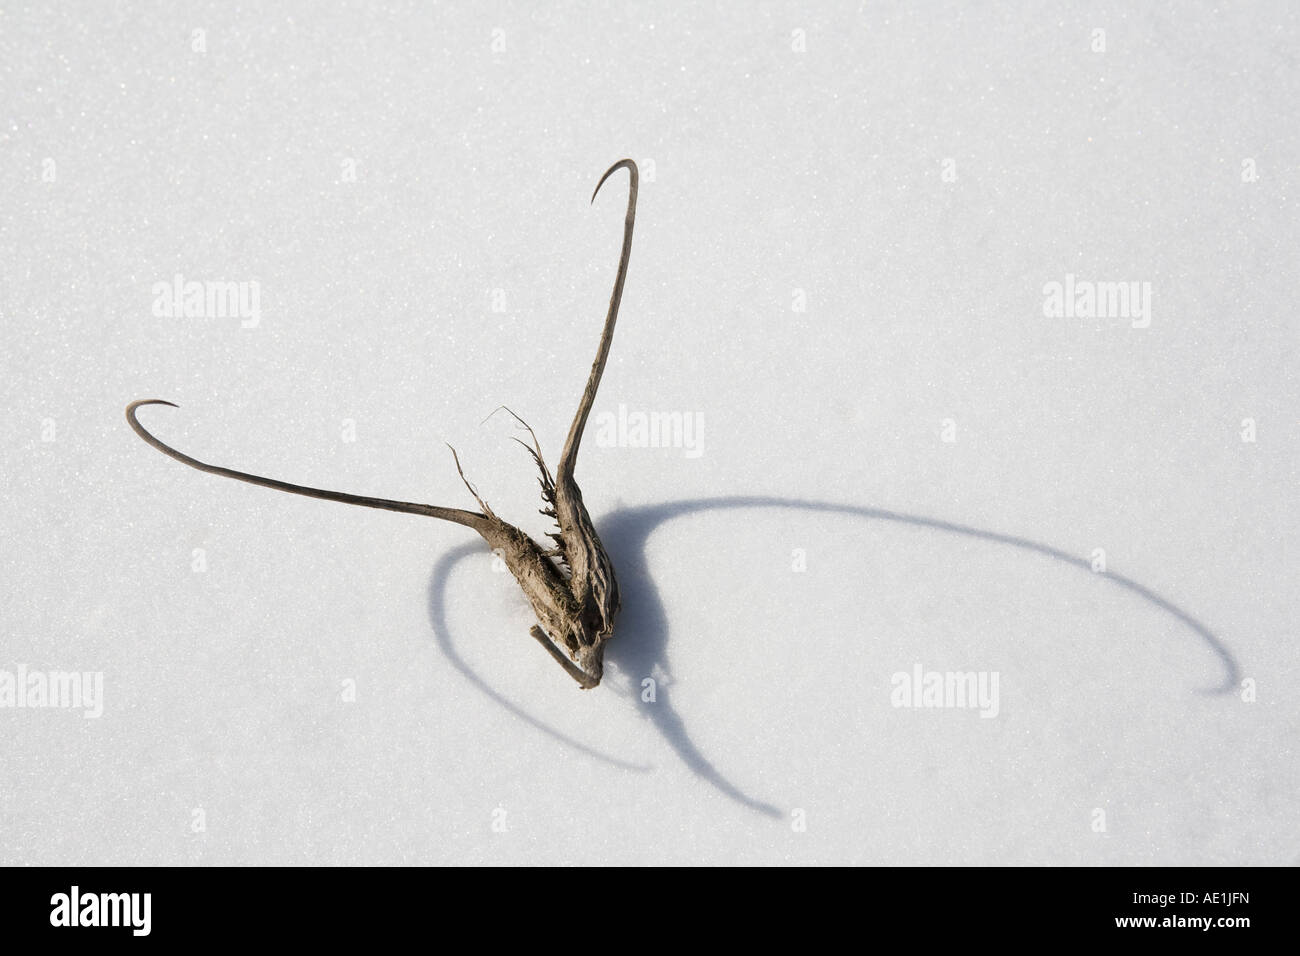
[
  {"x1": 426, "y1": 542, "x2": 649, "y2": 772},
  {"x1": 428, "y1": 495, "x2": 1240, "y2": 817}
]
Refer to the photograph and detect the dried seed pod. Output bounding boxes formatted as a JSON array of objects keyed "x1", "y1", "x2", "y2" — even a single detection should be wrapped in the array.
[{"x1": 126, "y1": 159, "x2": 639, "y2": 689}]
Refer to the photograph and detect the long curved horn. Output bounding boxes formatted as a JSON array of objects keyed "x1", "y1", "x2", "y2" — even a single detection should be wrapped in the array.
[
  {"x1": 125, "y1": 399, "x2": 490, "y2": 531},
  {"x1": 557, "y1": 158, "x2": 638, "y2": 481}
]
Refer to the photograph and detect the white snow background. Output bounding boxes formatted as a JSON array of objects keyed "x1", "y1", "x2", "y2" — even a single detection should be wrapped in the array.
[{"x1": 1, "y1": 2, "x2": 1296, "y2": 865}]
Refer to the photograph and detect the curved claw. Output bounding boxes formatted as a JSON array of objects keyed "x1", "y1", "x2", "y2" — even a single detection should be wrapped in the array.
[
  {"x1": 124, "y1": 399, "x2": 489, "y2": 531},
  {"x1": 560, "y1": 159, "x2": 638, "y2": 481},
  {"x1": 591, "y1": 158, "x2": 638, "y2": 205}
]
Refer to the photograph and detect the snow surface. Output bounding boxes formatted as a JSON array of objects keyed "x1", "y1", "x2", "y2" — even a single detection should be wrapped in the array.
[{"x1": 1, "y1": 2, "x2": 1296, "y2": 865}]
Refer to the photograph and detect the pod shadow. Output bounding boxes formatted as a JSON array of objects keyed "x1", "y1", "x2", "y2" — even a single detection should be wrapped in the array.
[{"x1": 428, "y1": 495, "x2": 1240, "y2": 818}]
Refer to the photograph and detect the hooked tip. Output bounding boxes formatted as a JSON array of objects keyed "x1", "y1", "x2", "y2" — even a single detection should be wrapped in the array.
[
  {"x1": 591, "y1": 158, "x2": 638, "y2": 205},
  {"x1": 125, "y1": 398, "x2": 179, "y2": 419}
]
